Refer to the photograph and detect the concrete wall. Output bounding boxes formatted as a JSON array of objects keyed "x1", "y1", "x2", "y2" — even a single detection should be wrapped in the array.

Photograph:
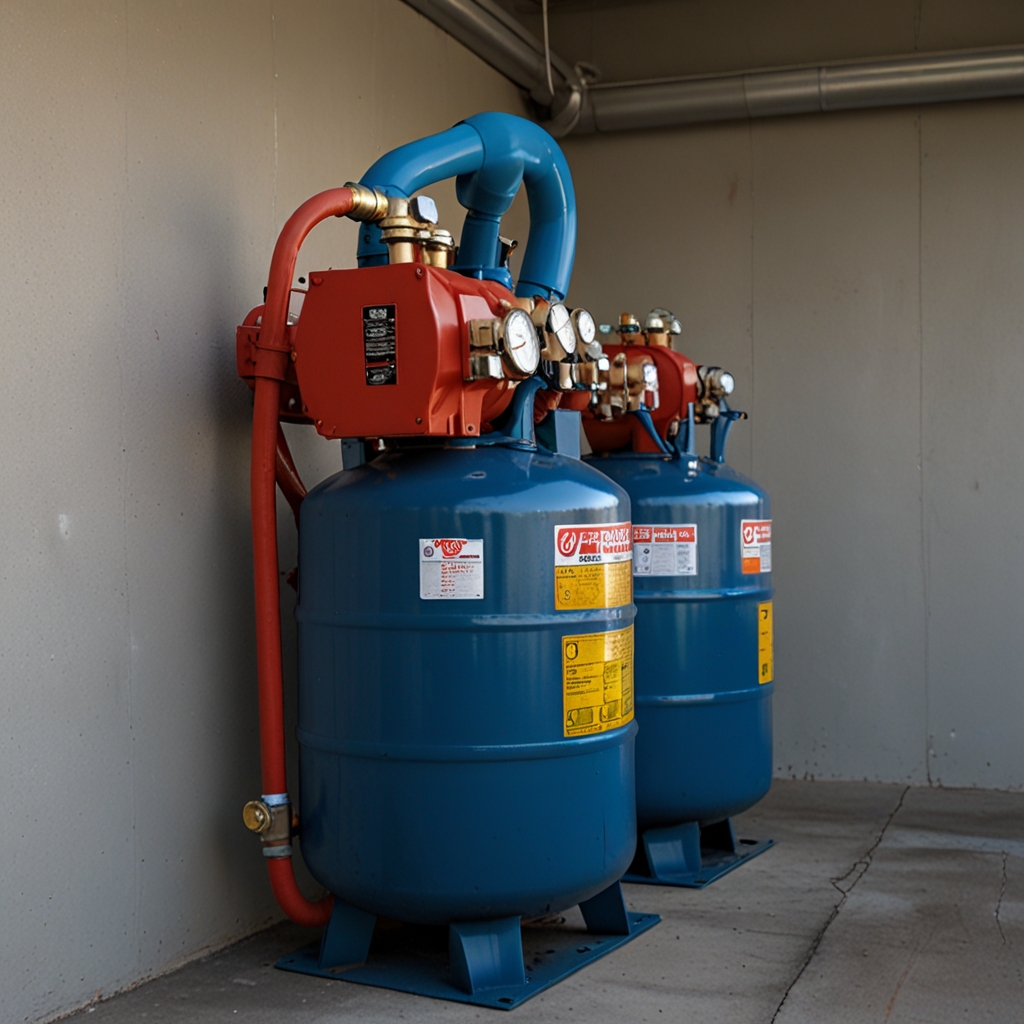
[
  {"x1": 555, "y1": 0, "x2": 1024, "y2": 790},
  {"x1": 0, "y1": 4, "x2": 526, "y2": 1021}
]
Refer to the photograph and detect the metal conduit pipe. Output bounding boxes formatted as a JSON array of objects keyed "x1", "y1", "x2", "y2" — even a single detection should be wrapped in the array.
[
  {"x1": 400, "y1": 0, "x2": 583, "y2": 127},
  {"x1": 576, "y1": 47, "x2": 1024, "y2": 133},
  {"x1": 401, "y1": 0, "x2": 551, "y2": 94},
  {"x1": 398, "y1": 2, "x2": 1024, "y2": 136}
]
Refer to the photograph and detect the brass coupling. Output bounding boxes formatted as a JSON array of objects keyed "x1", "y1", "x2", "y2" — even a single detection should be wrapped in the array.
[
  {"x1": 343, "y1": 182, "x2": 390, "y2": 223},
  {"x1": 695, "y1": 365, "x2": 736, "y2": 421},
  {"x1": 593, "y1": 351, "x2": 659, "y2": 420},
  {"x1": 243, "y1": 794, "x2": 293, "y2": 858}
]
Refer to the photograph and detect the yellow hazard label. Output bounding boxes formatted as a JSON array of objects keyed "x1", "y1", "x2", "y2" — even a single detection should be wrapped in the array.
[
  {"x1": 758, "y1": 600, "x2": 773, "y2": 684},
  {"x1": 562, "y1": 626, "x2": 634, "y2": 737},
  {"x1": 554, "y1": 561, "x2": 632, "y2": 611}
]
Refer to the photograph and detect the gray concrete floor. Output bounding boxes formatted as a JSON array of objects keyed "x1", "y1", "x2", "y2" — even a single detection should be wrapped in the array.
[{"x1": 69, "y1": 781, "x2": 1024, "y2": 1022}]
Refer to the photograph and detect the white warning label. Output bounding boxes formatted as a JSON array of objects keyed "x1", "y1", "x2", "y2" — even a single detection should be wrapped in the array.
[
  {"x1": 632, "y1": 525, "x2": 698, "y2": 577},
  {"x1": 419, "y1": 538, "x2": 484, "y2": 599},
  {"x1": 741, "y1": 519, "x2": 772, "y2": 575}
]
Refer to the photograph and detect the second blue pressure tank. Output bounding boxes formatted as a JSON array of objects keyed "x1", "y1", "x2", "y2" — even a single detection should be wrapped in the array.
[{"x1": 590, "y1": 450, "x2": 774, "y2": 886}]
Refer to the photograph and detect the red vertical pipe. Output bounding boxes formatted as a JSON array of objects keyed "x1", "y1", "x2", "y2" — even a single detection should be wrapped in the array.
[{"x1": 250, "y1": 187, "x2": 357, "y2": 928}]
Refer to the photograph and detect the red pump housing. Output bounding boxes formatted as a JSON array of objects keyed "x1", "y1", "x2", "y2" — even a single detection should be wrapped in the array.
[
  {"x1": 238, "y1": 264, "x2": 517, "y2": 440},
  {"x1": 585, "y1": 344, "x2": 700, "y2": 453}
]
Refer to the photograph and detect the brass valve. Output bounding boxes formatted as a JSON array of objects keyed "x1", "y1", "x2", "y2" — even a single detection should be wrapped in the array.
[
  {"x1": 242, "y1": 796, "x2": 293, "y2": 855},
  {"x1": 643, "y1": 308, "x2": 682, "y2": 347},
  {"x1": 242, "y1": 799, "x2": 272, "y2": 834},
  {"x1": 593, "y1": 351, "x2": 659, "y2": 420}
]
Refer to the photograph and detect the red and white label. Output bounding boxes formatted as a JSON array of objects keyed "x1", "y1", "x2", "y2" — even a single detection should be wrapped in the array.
[
  {"x1": 419, "y1": 538, "x2": 484, "y2": 599},
  {"x1": 633, "y1": 524, "x2": 697, "y2": 577},
  {"x1": 741, "y1": 519, "x2": 772, "y2": 574},
  {"x1": 554, "y1": 522, "x2": 633, "y2": 566}
]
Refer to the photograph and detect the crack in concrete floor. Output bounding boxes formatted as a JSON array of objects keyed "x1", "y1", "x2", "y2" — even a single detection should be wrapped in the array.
[{"x1": 770, "y1": 785, "x2": 911, "y2": 1023}]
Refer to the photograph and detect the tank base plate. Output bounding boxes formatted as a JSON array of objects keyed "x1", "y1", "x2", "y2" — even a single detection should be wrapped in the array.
[
  {"x1": 624, "y1": 836, "x2": 774, "y2": 889},
  {"x1": 276, "y1": 911, "x2": 659, "y2": 1010}
]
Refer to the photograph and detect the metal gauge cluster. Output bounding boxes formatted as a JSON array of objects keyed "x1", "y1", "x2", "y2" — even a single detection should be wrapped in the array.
[{"x1": 469, "y1": 301, "x2": 601, "y2": 386}]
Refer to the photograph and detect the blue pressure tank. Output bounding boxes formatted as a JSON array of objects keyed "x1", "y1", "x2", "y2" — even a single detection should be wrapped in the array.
[
  {"x1": 589, "y1": 450, "x2": 774, "y2": 887},
  {"x1": 296, "y1": 442, "x2": 638, "y2": 924}
]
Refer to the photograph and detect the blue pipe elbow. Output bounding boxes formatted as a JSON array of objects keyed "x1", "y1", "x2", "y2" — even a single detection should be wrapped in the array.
[{"x1": 356, "y1": 112, "x2": 576, "y2": 301}]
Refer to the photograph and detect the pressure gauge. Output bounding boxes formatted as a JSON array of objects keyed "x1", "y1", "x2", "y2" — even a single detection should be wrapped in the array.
[
  {"x1": 500, "y1": 307, "x2": 541, "y2": 379},
  {"x1": 546, "y1": 302, "x2": 577, "y2": 357},
  {"x1": 571, "y1": 308, "x2": 597, "y2": 348}
]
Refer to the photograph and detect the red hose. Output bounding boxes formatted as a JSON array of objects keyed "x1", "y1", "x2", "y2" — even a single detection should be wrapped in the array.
[{"x1": 251, "y1": 187, "x2": 357, "y2": 928}]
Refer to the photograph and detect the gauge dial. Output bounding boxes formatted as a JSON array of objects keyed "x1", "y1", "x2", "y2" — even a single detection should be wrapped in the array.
[
  {"x1": 571, "y1": 308, "x2": 597, "y2": 348},
  {"x1": 546, "y1": 302, "x2": 577, "y2": 357},
  {"x1": 501, "y1": 308, "x2": 541, "y2": 378}
]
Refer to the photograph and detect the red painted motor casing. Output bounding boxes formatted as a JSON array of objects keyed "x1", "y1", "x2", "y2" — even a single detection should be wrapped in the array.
[
  {"x1": 584, "y1": 344, "x2": 700, "y2": 453},
  {"x1": 296, "y1": 263, "x2": 515, "y2": 440}
]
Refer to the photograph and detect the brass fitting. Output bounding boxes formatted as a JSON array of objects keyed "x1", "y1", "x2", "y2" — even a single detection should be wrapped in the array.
[
  {"x1": 243, "y1": 795, "x2": 292, "y2": 857},
  {"x1": 695, "y1": 365, "x2": 736, "y2": 421},
  {"x1": 242, "y1": 799, "x2": 272, "y2": 833},
  {"x1": 593, "y1": 351, "x2": 659, "y2": 419},
  {"x1": 573, "y1": 341, "x2": 608, "y2": 392},
  {"x1": 379, "y1": 195, "x2": 443, "y2": 265},
  {"x1": 626, "y1": 355, "x2": 660, "y2": 411},
  {"x1": 422, "y1": 228, "x2": 455, "y2": 268},
  {"x1": 643, "y1": 308, "x2": 682, "y2": 348},
  {"x1": 467, "y1": 307, "x2": 541, "y2": 381},
  {"x1": 617, "y1": 312, "x2": 642, "y2": 344},
  {"x1": 344, "y1": 182, "x2": 389, "y2": 223}
]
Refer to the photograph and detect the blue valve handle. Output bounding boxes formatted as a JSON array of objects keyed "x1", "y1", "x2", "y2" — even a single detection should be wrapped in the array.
[{"x1": 355, "y1": 112, "x2": 576, "y2": 301}]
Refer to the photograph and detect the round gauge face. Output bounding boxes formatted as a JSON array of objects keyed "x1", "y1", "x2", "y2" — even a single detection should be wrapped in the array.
[
  {"x1": 546, "y1": 302, "x2": 577, "y2": 356},
  {"x1": 572, "y1": 308, "x2": 597, "y2": 347},
  {"x1": 502, "y1": 308, "x2": 541, "y2": 377},
  {"x1": 719, "y1": 371, "x2": 736, "y2": 395}
]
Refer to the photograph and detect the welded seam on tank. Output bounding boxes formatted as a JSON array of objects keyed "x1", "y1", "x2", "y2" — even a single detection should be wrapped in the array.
[
  {"x1": 635, "y1": 684, "x2": 773, "y2": 707},
  {"x1": 293, "y1": 607, "x2": 633, "y2": 629},
  {"x1": 769, "y1": 785, "x2": 910, "y2": 1023},
  {"x1": 296, "y1": 721, "x2": 636, "y2": 761},
  {"x1": 633, "y1": 585, "x2": 773, "y2": 602}
]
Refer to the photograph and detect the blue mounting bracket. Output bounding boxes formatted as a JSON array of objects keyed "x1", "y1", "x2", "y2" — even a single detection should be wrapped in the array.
[
  {"x1": 623, "y1": 818, "x2": 774, "y2": 889},
  {"x1": 275, "y1": 882, "x2": 659, "y2": 1010}
]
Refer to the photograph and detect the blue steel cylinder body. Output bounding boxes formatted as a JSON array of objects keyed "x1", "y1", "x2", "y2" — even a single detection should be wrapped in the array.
[
  {"x1": 296, "y1": 444, "x2": 637, "y2": 925},
  {"x1": 588, "y1": 453, "x2": 772, "y2": 831}
]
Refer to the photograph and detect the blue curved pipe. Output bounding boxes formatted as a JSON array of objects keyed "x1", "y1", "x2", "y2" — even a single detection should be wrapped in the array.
[{"x1": 356, "y1": 112, "x2": 576, "y2": 301}]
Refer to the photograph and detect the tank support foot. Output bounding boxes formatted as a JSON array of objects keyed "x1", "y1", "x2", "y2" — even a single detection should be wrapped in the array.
[
  {"x1": 277, "y1": 901, "x2": 659, "y2": 1008},
  {"x1": 623, "y1": 818, "x2": 775, "y2": 889},
  {"x1": 579, "y1": 880, "x2": 631, "y2": 935},
  {"x1": 701, "y1": 817, "x2": 737, "y2": 853},
  {"x1": 645, "y1": 821, "x2": 703, "y2": 878},
  {"x1": 317, "y1": 898, "x2": 377, "y2": 970},
  {"x1": 448, "y1": 916, "x2": 525, "y2": 994}
]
